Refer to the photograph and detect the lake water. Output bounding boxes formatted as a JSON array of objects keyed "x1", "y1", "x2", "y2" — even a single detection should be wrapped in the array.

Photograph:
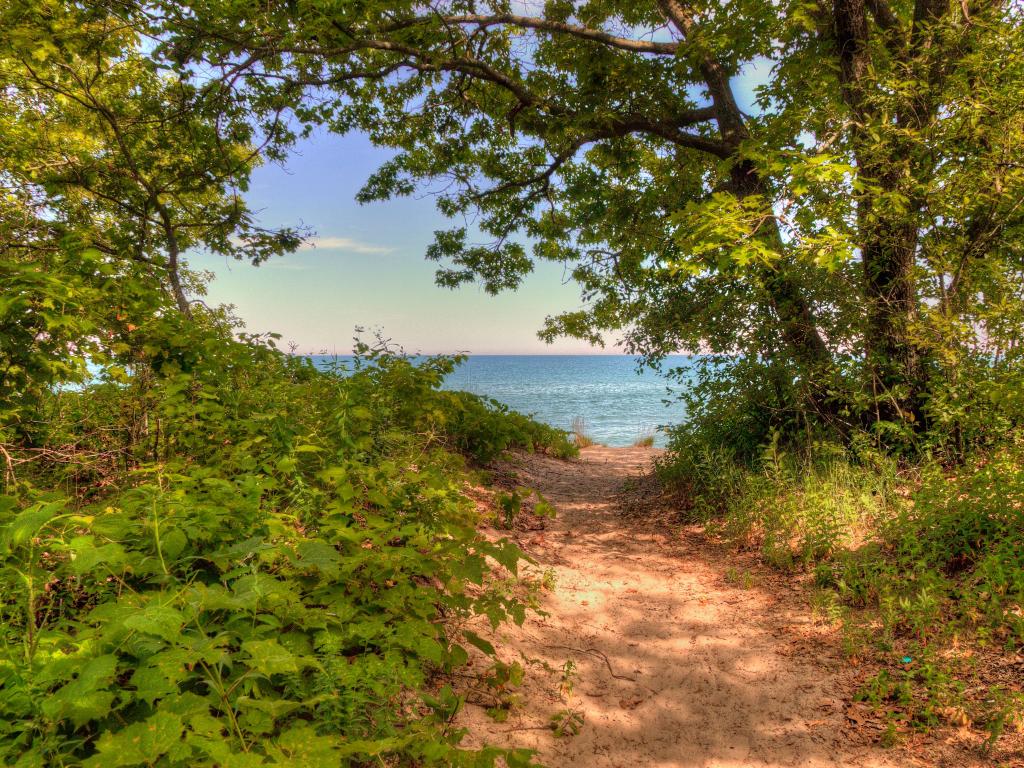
[{"x1": 312, "y1": 354, "x2": 693, "y2": 447}]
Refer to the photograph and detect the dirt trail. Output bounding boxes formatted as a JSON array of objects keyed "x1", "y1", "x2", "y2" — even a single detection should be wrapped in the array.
[{"x1": 458, "y1": 445, "x2": 899, "y2": 768}]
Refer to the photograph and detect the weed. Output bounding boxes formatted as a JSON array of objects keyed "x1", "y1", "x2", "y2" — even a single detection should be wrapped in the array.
[
  {"x1": 570, "y1": 417, "x2": 598, "y2": 448},
  {"x1": 494, "y1": 487, "x2": 557, "y2": 529},
  {"x1": 541, "y1": 568, "x2": 558, "y2": 592},
  {"x1": 496, "y1": 489, "x2": 523, "y2": 528},
  {"x1": 724, "y1": 566, "x2": 756, "y2": 589},
  {"x1": 632, "y1": 428, "x2": 656, "y2": 448},
  {"x1": 550, "y1": 709, "x2": 584, "y2": 738}
]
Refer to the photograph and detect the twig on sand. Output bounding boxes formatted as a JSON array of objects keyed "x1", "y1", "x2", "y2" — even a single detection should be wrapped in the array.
[
  {"x1": 543, "y1": 644, "x2": 636, "y2": 682},
  {"x1": 496, "y1": 724, "x2": 556, "y2": 733}
]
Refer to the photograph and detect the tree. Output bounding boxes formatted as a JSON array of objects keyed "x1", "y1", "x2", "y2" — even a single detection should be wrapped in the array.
[
  {"x1": 0, "y1": 1, "x2": 305, "y2": 314},
  {"x1": 97, "y1": 1, "x2": 1024, "y2": 442},
  {"x1": 0, "y1": 0, "x2": 309, "y2": 419}
]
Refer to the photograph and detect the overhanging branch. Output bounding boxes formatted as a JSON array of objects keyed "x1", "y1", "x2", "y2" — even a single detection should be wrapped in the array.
[{"x1": 428, "y1": 14, "x2": 678, "y2": 55}]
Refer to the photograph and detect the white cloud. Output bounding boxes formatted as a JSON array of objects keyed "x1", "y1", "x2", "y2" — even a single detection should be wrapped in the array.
[{"x1": 301, "y1": 236, "x2": 394, "y2": 254}]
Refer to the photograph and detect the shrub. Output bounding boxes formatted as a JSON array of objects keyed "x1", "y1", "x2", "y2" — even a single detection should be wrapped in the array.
[
  {"x1": 659, "y1": 426, "x2": 1024, "y2": 740},
  {"x1": 659, "y1": 436, "x2": 897, "y2": 569},
  {"x1": 439, "y1": 390, "x2": 577, "y2": 463},
  {"x1": 0, "y1": 324, "x2": 549, "y2": 767},
  {"x1": 886, "y1": 446, "x2": 1024, "y2": 647}
]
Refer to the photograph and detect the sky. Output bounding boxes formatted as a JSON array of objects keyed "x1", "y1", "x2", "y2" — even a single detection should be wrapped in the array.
[{"x1": 189, "y1": 62, "x2": 770, "y2": 355}]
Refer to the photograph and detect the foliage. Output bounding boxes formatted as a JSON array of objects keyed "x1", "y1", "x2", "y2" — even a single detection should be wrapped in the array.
[
  {"x1": 659, "y1": 355, "x2": 815, "y2": 469},
  {"x1": 0, "y1": 0, "x2": 303, "y2": 418},
  {"x1": 834, "y1": 446, "x2": 1024, "y2": 650},
  {"x1": 0, "y1": 5, "x2": 582, "y2": 763},
  {"x1": 438, "y1": 390, "x2": 577, "y2": 464},
  {"x1": 116, "y1": 0, "x2": 1024, "y2": 447},
  {"x1": 6, "y1": 0, "x2": 1024, "y2": 759},
  {"x1": 569, "y1": 417, "x2": 598, "y2": 449},
  {"x1": 661, "y1": 434, "x2": 898, "y2": 569},
  {"x1": 492, "y1": 488, "x2": 556, "y2": 530},
  {"x1": 0, "y1": 319, "x2": 564, "y2": 767},
  {"x1": 830, "y1": 448, "x2": 1024, "y2": 741},
  {"x1": 660, "y1": 423, "x2": 1024, "y2": 743}
]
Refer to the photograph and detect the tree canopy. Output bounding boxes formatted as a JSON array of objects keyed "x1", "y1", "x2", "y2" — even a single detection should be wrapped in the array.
[
  {"x1": 108, "y1": 0, "x2": 1024, "y2": 445},
  {"x1": 0, "y1": 0, "x2": 302, "y2": 418},
  {"x1": 5, "y1": 0, "x2": 1024, "y2": 445}
]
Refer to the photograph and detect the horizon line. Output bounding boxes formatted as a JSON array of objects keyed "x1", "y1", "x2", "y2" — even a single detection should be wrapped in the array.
[{"x1": 294, "y1": 351, "x2": 698, "y2": 357}]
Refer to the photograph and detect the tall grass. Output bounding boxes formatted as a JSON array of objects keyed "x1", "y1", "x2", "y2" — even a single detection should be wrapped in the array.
[
  {"x1": 660, "y1": 442, "x2": 897, "y2": 569},
  {"x1": 657, "y1": 437, "x2": 1024, "y2": 744},
  {"x1": 570, "y1": 416, "x2": 597, "y2": 448},
  {"x1": 633, "y1": 431, "x2": 655, "y2": 448}
]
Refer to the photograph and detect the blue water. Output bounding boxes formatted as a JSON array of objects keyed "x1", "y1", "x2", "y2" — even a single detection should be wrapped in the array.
[{"x1": 312, "y1": 354, "x2": 693, "y2": 447}]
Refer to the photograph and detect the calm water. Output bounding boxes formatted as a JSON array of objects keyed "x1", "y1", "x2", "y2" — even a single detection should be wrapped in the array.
[{"x1": 312, "y1": 355, "x2": 693, "y2": 447}]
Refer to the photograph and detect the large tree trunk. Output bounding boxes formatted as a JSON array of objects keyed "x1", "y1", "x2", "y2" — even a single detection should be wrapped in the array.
[
  {"x1": 658, "y1": 0, "x2": 842, "y2": 424},
  {"x1": 857, "y1": 158, "x2": 924, "y2": 425},
  {"x1": 832, "y1": 0, "x2": 933, "y2": 430}
]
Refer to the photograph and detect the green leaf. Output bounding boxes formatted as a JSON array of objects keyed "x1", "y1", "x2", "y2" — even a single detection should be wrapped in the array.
[
  {"x1": 3, "y1": 501, "x2": 64, "y2": 550},
  {"x1": 241, "y1": 639, "x2": 300, "y2": 676},
  {"x1": 161, "y1": 528, "x2": 188, "y2": 560},
  {"x1": 267, "y1": 725, "x2": 344, "y2": 766},
  {"x1": 41, "y1": 655, "x2": 118, "y2": 728},
  {"x1": 488, "y1": 540, "x2": 525, "y2": 575},
  {"x1": 69, "y1": 537, "x2": 128, "y2": 575},
  {"x1": 294, "y1": 540, "x2": 340, "y2": 578},
  {"x1": 123, "y1": 604, "x2": 184, "y2": 643},
  {"x1": 84, "y1": 710, "x2": 184, "y2": 767},
  {"x1": 462, "y1": 630, "x2": 496, "y2": 657}
]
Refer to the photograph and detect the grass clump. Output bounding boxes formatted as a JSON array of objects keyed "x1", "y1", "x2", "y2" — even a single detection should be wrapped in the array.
[
  {"x1": 659, "y1": 431, "x2": 1024, "y2": 745},
  {"x1": 632, "y1": 429, "x2": 656, "y2": 448},
  {"x1": 570, "y1": 416, "x2": 598, "y2": 448}
]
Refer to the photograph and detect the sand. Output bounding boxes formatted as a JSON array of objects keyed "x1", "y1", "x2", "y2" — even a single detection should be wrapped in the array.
[{"x1": 456, "y1": 445, "x2": 902, "y2": 768}]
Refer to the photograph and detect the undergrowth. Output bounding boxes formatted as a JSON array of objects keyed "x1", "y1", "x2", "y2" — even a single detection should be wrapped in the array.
[
  {"x1": 0, "y1": 319, "x2": 573, "y2": 767},
  {"x1": 659, "y1": 422, "x2": 1024, "y2": 748}
]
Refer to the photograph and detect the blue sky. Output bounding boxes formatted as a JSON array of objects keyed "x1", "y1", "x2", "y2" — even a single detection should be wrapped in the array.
[{"x1": 190, "y1": 63, "x2": 769, "y2": 355}]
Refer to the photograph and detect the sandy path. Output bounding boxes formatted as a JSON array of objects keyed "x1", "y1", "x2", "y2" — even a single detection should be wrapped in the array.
[{"x1": 458, "y1": 445, "x2": 898, "y2": 768}]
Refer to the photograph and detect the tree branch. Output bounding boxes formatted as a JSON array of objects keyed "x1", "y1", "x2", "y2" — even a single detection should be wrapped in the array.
[
  {"x1": 656, "y1": 0, "x2": 748, "y2": 144},
  {"x1": 476, "y1": 117, "x2": 728, "y2": 200},
  {"x1": 427, "y1": 14, "x2": 678, "y2": 55}
]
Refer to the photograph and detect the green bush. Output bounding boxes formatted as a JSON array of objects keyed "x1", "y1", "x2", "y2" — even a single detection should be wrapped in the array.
[
  {"x1": 888, "y1": 447, "x2": 1024, "y2": 646},
  {"x1": 662, "y1": 355, "x2": 809, "y2": 469},
  {"x1": 437, "y1": 390, "x2": 577, "y2": 464},
  {"x1": 0, "y1": 322, "x2": 549, "y2": 767},
  {"x1": 659, "y1": 426, "x2": 1024, "y2": 738},
  {"x1": 658, "y1": 430, "x2": 897, "y2": 569}
]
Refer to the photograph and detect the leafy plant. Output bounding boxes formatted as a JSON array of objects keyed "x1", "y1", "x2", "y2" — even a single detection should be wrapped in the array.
[
  {"x1": 550, "y1": 709, "x2": 584, "y2": 739},
  {"x1": 550, "y1": 660, "x2": 583, "y2": 738},
  {"x1": 0, "y1": 323, "x2": 555, "y2": 767}
]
